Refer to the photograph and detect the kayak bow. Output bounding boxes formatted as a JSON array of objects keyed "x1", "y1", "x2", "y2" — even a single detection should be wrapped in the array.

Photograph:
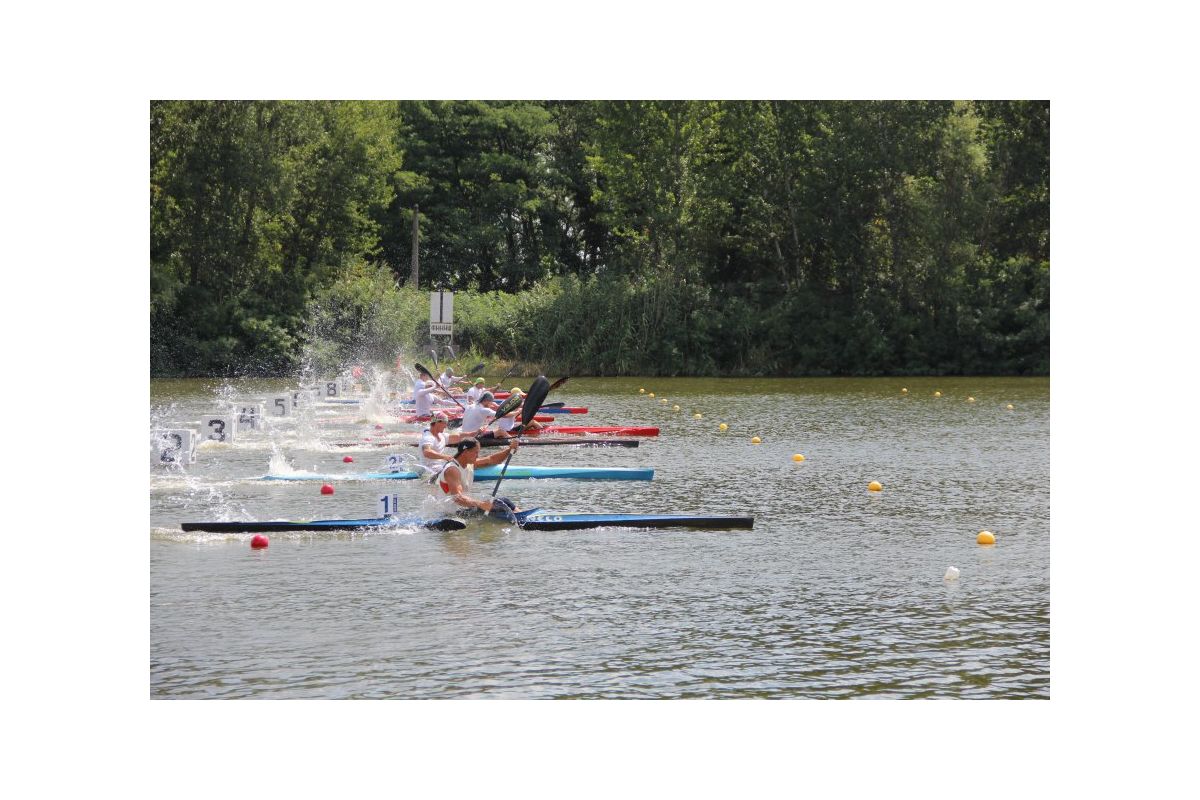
[
  {"x1": 496, "y1": 508, "x2": 755, "y2": 531},
  {"x1": 180, "y1": 516, "x2": 467, "y2": 533},
  {"x1": 260, "y1": 466, "x2": 654, "y2": 482}
]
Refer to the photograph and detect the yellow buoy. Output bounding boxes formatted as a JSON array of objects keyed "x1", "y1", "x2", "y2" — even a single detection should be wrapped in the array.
[
  {"x1": 967, "y1": 397, "x2": 976, "y2": 403},
  {"x1": 868, "y1": 481, "x2": 883, "y2": 492},
  {"x1": 933, "y1": 391, "x2": 942, "y2": 398},
  {"x1": 1006, "y1": 404, "x2": 1014, "y2": 410},
  {"x1": 977, "y1": 531, "x2": 996, "y2": 545},
  {"x1": 792, "y1": 454, "x2": 805, "y2": 462},
  {"x1": 672, "y1": 405, "x2": 680, "y2": 411},
  {"x1": 719, "y1": 423, "x2": 728, "y2": 431},
  {"x1": 639, "y1": 388, "x2": 645, "y2": 394},
  {"x1": 648, "y1": 392, "x2": 655, "y2": 398},
  {"x1": 901, "y1": 388, "x2": 908, "y2": 394},
  {"x1": 751, "y1": 436, "x2": 762, "y2": 444},
  {"x1": 693, "y1": 413, "x2": 702, "y2": 419}
]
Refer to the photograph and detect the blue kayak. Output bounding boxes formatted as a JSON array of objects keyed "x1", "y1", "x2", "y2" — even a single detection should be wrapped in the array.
[
  {"x1": 260, "y1": 466, "x2": 654, "y2": 482},
  {"x1": 180, "y1": 516, "x2": 467, "y2": 532},
  {"x1": 498, "y1": 508, "x2": 755, "y2": 531}
]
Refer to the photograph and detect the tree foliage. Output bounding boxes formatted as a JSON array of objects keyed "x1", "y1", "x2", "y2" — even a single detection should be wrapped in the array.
[{"x1": 151, "y1": 100, "x2": 1049, "y2": 376}]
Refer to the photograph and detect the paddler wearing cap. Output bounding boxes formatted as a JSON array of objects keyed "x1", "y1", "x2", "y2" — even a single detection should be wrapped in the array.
[
  {"x1": 490, "y1": 387, "x2": 544, "y2": 437},
  {"x1": 431, "y1": 437, "x2": 520, "y2": 513},
  {"x1": 438, "y1": 367, "x2": 468, "y2": 390},
  {"x1": 419, "y1": 412, "x2": 474, "y2": 471},
  {"x1": 465, "y1": 377, "x2": 501, "y2": 403},
  {"x1": 460, "y1": 391, "x2": 498, "y2": 434}
]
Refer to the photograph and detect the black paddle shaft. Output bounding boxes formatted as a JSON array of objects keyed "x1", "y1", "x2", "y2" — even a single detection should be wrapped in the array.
[{"x1": 490, "y1": 375, "x2": 553, "y2": 499}]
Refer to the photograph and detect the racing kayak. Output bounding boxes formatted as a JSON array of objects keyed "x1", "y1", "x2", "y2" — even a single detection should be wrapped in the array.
[
  {"x1": 393, "y1": 402, "x2": 588, "y2": 414},
  {"x1": 398, "y1": 413, "x2": 555, "y2": 424},
  {"x1": 260, "y1": 466, "x2": 654, "y2": 482},
  {"x1": 333, "y1": 437, "x2": 638, "y2": 448},
  {"x1": 535, "y1": 425, "x2": 659, "y2": 437},
  {"x1": 180, "y1": 510, "x2": 753, "y2": 533},
  {"x1": 180, "y1": 516, "x2": 467, "y2": 532},
  {"x1": 497, "y1": 508, "x2": 755, "y2": 531}
]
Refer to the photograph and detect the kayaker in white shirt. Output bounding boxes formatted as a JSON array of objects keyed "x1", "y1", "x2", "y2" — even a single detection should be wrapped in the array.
[
  {"x1": 489, "y1": 388, "x2": 544, "y2": 436},
  {"x1": 431, "y1": 437, "x2": 519, "y2": 513},
  {"x1": 412, "y1": 379, "x2": 440, "y2": 417},
  {"x1": 460, "y1": 392, "x2": 498, "y2": 434},
  {"x1": 418, "y1": 413, "x2": 472, "y2": 471},
  {"x1": 465, "y1": 377, "x2": 500, "y2": 403}
]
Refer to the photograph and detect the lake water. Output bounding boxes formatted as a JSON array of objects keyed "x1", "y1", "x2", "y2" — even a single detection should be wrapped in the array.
[{"x1": 150, "y1": 375, "x2": 1049, "y2": 698}]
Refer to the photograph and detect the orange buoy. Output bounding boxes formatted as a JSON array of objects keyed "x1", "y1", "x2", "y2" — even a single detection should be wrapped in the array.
[
  {"x1": 868, "y1": 481, "x2": 883, "y2": 492},
  {"x1": 250, "y1": 535, "x2": 269, "y2": 549},
  {"x1": 321, "y1": 484, "x2": 335, "y2": 495}
]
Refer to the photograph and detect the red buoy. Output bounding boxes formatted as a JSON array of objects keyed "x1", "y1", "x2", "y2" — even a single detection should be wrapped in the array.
[
  {"x1": 250, "y1": 535, "x2": 269, "y2": 549},
  {"x1": 343, "y1": 456, "x2": 354, "y2": 463},
  {"x1": 352, "y1": 366, "x2": 364, "y2": 379},
  {"x1": 375, "y1": 424, "x2": 384, "y2": 430},
  {"x1": 321, "y1": 484, "x2": 334, "y2": 495},
  {"x1": 364, "y1": 437, "x2": 372, "y2": 441}
]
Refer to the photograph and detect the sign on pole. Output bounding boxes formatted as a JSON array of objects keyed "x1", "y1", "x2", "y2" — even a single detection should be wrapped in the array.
[{"x1": 430, "y1": 290, "x2": 454, "y2": 335}]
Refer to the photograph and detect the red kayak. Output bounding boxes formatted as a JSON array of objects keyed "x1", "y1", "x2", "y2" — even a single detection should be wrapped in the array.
[
  {"x1": 399, "y1": 413, "x2": 555, "y2": 424},
  {"x1": 534, "y1": 425, "x2": 659, "y2": 437}
]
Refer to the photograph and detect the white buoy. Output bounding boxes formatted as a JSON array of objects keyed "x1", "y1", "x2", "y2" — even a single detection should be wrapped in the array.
[{"x1": 944, "y1": 566, "x2": 960, "y2": 581}]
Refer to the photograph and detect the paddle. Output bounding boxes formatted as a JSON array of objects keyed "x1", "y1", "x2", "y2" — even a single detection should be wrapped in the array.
[
  {"x1": 430, "y1": 348, "x2": 439, "y2": 369},
  {"x1": 414, "y1": 362, "x2": 465, "y2": 411},
  {"x1": 491, "y1": 376, "x2": 561, "y2": 499},
  {"x1": 467, "y1": 361, "x2": 486, "y2": 376}
]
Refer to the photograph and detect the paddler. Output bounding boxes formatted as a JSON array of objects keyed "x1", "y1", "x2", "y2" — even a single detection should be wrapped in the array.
[
  {"x1": 419, "y1": 412, "x2": 472, "y2": 471},
  {"x1": 490, "y1": 387, "x2": 544, "y2": 436},
  {"x1": 438, "y1": 367, "x2": 468, "y2": 390},
  {"x1": 432, "y1": 437, "x2": 521, "y2": 513},
  {"x1": 465, "y1": 377, "x2": 500, "y2": 403},
  {"x1": 460, "y1": 391, "x2": 498, "y2": 435}
]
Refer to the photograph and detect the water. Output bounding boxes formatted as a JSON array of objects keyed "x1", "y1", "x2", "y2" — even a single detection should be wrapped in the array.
[{"x1": 150, "y1": 376, "x2": 1049, "y2": 698}]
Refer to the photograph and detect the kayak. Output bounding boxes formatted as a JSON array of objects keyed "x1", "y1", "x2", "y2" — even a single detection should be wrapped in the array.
[
  {"x1": 180, "y1": 516, "x2": 467, "y2": 533},
  {"x1": 398, "y1": 413, "x2": 555, "y2": 424},
  {"x1": 535, "y1": 425, "x2": 659, "y2": 437},
  {"x1": 476, "y1": 436, "x2": 638, "y2": 448},
  {"x1": 180, "y1": 510, "x2": 753, "y2": 534},
  {"x1": 498, "y1": 508, "x2": 755, "y2": 531},
  {"x1": 333, "y1": 436, "x2": 641, "y2": 448},
  {"x1": 393, "y1": 402, "x2": 588, "y2": 414},
  {"x1": 260, "y1": 466, "x2": 654, "y2": 482}
]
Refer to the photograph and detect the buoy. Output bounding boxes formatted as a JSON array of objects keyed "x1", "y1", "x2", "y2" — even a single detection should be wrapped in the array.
[
  {"x1": 933, "y1": 391, "x2": 942, "y2": 398},
  {"x1": 375, "y1": 424, "x2": 383, "y2": 430},
  {"x1": 944, "y1": 566, "x2": 960, "y2": 581},
  {"x1": 751, "y1": 436, "x2": 762, "y2": 444},
  {"x1": 977, "y1": 531, "x2": 996, "y2": 545},
  {"x1": 792, "y1": 454, "x2": 805, "y2": 462},
  {"x1": 693, "y1": 413, "x2": 702, "y2": 419},
  {"x1": 251, "y1": 535, "x2": 269, "y2": 550},
  {"x1": 901, "y1": 388, "x2": 908, "y2": 394},
  {"x1": 364, "y1": 437, "x2": 372, "y2": 442},
  {"x1": 639, "y1": 388, "x2": 645, "y2": 394},
  {"x1": 673, "y1": 405, "x2": 680, "y2": 411},
  {"x1": 1006, "y1": 404, "x2": 1014, "y2": 410},
  {"x1": 967, "y1": 397, "x2": 976, "y2": 403},
  {"x1": 343, "y1": 456, "x2": 354, "y2": 463},
  {"x1": 320, "y1": 484, "x2": 334, "y2": 495},
  {"x1": 648, "y1": 392, "x2": 655, "y2": 398},
  {"x1": 352, "y1": 366, "x2": 363, "y2": 379},
  {"x1": 660, "y1": 398, "x2": 668, "y2": 403},
  {"x1": 719, "y1": 423, "x2": 728, "y2": 431},
  {"x1": 868, "y1": 481, "x2": 883, "y2": 492}
]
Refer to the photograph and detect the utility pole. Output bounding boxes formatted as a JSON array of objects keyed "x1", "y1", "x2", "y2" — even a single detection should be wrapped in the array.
[{"x1": 409, "y1": 204, "x2": 420, "y2": 288}]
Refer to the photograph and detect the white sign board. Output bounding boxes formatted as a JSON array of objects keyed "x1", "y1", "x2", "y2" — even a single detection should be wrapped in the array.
[
  {"x1": 152, "y1": 429, "x2": 196, "y2": 465},
  {"x1": 430, "y1": 290, "x2": 454, "y2": 335},
  {"x1": 267, "y1": 396, "x2": 291, "y2": 417},
  {"x1": 234, "y1": 402, "x2": 262, "y2": 432},
  {"x1": 200, "y1": 415, "x2": 235, "y2": 443},
  {"x1": 320, "y1": 380, "x2": 340, "y2": 399}
]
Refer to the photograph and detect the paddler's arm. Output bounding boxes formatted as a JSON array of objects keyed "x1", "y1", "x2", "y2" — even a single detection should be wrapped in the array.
[
  {"x1": 475, "y1": 440, "x2": 518, "y2": 467},
  {"x1": 421, "y1": 444, "x2": 455, "y2": 463},
  {"x1": 444, "y1": 469, "x2": 496, "y2": 512}
]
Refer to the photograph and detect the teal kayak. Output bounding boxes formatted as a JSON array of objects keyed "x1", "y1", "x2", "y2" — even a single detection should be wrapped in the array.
[{"x1": 260, "y1": 466, "x2": 654, "y2": 482}]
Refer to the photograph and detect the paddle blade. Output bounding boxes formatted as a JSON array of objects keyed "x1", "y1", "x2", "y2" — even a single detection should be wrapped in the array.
[
  {"x1": 414, "y1": 363, "x2": 433, "y2": 379},
  {"x1": 469, "y1": 362, "x2": 485, "y2": 375},
  {"x1": 493, "y1": 393, "x2": 522, "y2": 420},
  {"x1": 521, "y1": 376, "x2": 551, "y2": 427},
  {"x1": 548, "y1": 376, "x2": 570, "y2": 393}
]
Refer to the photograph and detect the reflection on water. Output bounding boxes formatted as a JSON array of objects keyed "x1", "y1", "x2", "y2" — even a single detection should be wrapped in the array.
[{"x1": 151, "y1": 376, "x2": 1049, "y2": 698}]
